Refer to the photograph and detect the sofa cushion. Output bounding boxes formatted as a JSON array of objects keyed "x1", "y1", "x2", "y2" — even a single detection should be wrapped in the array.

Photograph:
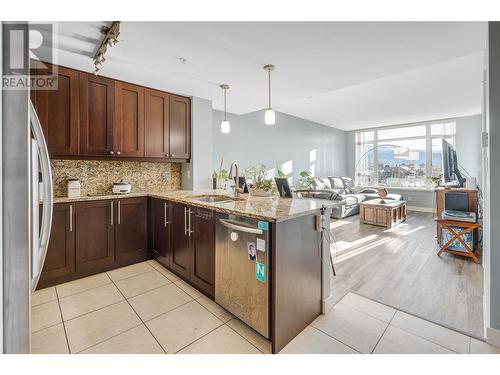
[
  {"x1": 341, "y1": 193, "x2": 366, "y2": 206},
  {"x1": 341, "y1": 177, "x2": 354, "y2": 193}
]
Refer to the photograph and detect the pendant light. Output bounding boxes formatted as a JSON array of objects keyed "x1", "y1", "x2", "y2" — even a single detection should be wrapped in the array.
[
  {"x1": 264, "y1": 64, "x2": 276, "y2": 125},
  {"x1": 220, "y1": 84, "x2": 231, "y2": 134}
]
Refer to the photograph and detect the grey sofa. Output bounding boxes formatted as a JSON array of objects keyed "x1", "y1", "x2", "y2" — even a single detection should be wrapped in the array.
[{"x1": 297, "y1": 176, "x2": 402, "y2": 219}]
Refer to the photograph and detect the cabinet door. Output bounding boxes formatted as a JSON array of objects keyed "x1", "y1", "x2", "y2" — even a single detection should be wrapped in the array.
[
  {"x1": 115, "y1": 82, "x2": 145, "y2": 157},
  {"x1": 115, "y1": 197, "x2": 148, "y2": 264},
  {"x1": 40, "y1": 203, "x2": 75, "y2": 283},
  {"x1": 170, "y1": 203, "x2": 191, "y2": 279},
  {"x1": 150, "y1": 198, "x2": 172, "y2": 264},
  {"x1": 145, "y1": 89, "x2": 170, "y2": 158},
  {"x1": 169, "y1": 95, "x2": 190, "y2": 159},
  {"x1": 31, "y1": 61, "x2": 79, "y2": 156},
  {"x1": 75, "y1": 200, "x2": 115, "y2": 273},
  {"x1": 191, "y1": 208, "x2": 216, "y2": 298},
  {"x1": 79, "y1": 73, "x2": 115, "y2": 156}
]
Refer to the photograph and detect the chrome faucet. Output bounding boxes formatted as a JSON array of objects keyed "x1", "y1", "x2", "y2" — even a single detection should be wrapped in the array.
[{"x1": 229, "y1": 162, "x2": 244, "y2": 198}]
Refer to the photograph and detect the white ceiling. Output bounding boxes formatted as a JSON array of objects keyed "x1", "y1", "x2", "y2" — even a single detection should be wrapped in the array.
[{"x1": 52, "y1": 21, "x2": 487, "y2": 130}]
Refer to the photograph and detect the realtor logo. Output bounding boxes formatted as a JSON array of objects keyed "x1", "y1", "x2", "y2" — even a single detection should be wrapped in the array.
[{"x1": 2, "y1": 22, "x2": 58, "y2": 90}]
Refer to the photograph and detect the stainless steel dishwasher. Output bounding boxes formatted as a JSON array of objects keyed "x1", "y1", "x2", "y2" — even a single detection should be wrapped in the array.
[{"x1": 215, "y1": 213, "x2": 270, "y2": 338}]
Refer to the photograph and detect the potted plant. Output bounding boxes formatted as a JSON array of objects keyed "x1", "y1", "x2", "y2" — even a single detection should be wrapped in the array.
[
  {"x1": 299, "y1": 170, "x2": 315, "y2": 189},
  {"x1": 428, "y1": 174, "x2": 443, "y2": 188},
  {"x1": 245, "y1": 164, "x2": 274, "y2": 197},
  {"x1": 212, "y1": 169, "x2": 228, "y2": 190}
]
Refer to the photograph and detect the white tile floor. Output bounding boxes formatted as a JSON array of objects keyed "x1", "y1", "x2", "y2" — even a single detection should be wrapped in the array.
[
  {"x1": 31, "y1": 260, "x2": 271, "y2": 354},
  {"x1": 32, "y1": 260, "x2": 500, "y2": 354}
]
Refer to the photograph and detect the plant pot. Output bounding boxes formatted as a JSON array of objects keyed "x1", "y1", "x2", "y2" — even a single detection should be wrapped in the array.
[{"x1": 248, "y1": 187, "x2": 271, "y2": 197}]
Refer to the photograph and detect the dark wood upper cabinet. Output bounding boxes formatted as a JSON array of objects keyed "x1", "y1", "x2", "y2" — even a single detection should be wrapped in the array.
[
  {"x1": 30, "y1": 63, "x2": 190, "y2": 161},
  {"x1": 169, "y1": 95, "x2": 191, "y2": 159},
  {"x1": 150, "y1": 198, "x2": 172, "y2": 264},
  {"x1": 115, "y1": 197, "x2": 149, "y2": 265},
  {"x1": 170, "y1": 202, "x2": 192, "y2": 279},
  {"x1": 39, "y1": 203, "x2": 75, "y2": 286},
  {"x1": 75, "y1": 199, "x2": 115, "y2": 274},
  {"x1": 115, "y1": 82, "x2": 145, "y2": 157},
  {"x1": 79, "y1": 72, "x2": 115, "y2": 156},
  {"x1": 190, "y1": 208, "x2": 216, "y2": 298},
  {"x1": 145, "y1": 89, "x2": 170, "y2": 158},
  {"x1": 31, "y1": 61, "x2": 79, "y2": 156}
]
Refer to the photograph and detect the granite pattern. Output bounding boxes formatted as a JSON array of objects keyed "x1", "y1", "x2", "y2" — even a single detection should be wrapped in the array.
[
  {"x1": 51, "y1": 159, "x2": 181, "y2": 197},
  {"x1": 53, "y1": 190, "x2": 339, "y2": 222}
]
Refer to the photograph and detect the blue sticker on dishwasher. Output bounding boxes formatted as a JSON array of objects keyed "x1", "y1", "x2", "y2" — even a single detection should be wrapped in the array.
[
  {"x1": 257, "y1": 221, "x2": 269, "y2": 231},
  {"x1": 256, "y1": 262, "x2": 266, "y2": 283}
]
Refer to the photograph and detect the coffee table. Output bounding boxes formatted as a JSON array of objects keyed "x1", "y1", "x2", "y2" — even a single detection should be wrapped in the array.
[{"x1": 360, "y1": 199, "x2": 407, "y2": 228}]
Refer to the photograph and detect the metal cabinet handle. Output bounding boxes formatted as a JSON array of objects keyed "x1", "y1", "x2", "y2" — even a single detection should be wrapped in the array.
[
  {"x1": 164, "y1": 202, "x2": 170, "y2": 227},
  {"x1": 111, "y1": 201, "x2": 114, "y2": 226},
  {"x1": 165, "y1": 153, "x2": 170, "y2": 157},
  {"x1": 184, "y1": 207, "x2": 188, "y2": 235},
  {"x1": 171, "y1": 153, "x2": 175, "y2": 157},
  {"x1": 109, "y1": 150, "x2": 115, "y2": 155},
  {"x1": 188, "y1": 208, "x2": 193, "y2": 236},
  {"x1": 118, "y1": 200, "x2": 121, "y2": 225},
  {"x1": 116, "y1": 151, "x2": 121, "y2": 155},
  {"x1": 69, "y1": 204, "x2": 73, "y2": 232}
]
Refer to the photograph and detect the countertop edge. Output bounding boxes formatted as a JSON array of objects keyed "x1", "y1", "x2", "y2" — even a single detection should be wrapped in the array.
[{"x1": 50, "y1": 191, "x2": 337, "y2": 222}]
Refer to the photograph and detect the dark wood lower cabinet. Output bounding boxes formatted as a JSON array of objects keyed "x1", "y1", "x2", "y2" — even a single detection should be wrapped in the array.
[
  {"x1": 75, "y1": 199, "x2": 115, "y2": 274},
  {"x1": 170, "y1": 203, "x2": 192, "y2": 279},
  {"x1": 149, "y1": 198, "x2": 172, "y2": 265},
  {"x1": 39, "y1": 198, "x2": 215, "y2": 300},
  {"x1": 190, "y1": 207, "x2": 216, "y2": 297},
  {"x1": 39, "y1": 203, "x2": 75, "y2": 288},
  {"x1": 115, "y1": 197, "x2": 149, "y2": 265}
]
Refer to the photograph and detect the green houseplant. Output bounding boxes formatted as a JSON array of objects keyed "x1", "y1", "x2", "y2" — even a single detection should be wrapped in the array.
[
  {"x1": 245, "y1": 164, "x2": 274, "y2": 197},
  {"x1": 299, "y1": 170, "x2": 315, "y2": 188}
]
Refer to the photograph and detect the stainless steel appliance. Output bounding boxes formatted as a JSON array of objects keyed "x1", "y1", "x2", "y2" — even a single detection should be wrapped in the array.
[
  {"x1": 113, "y1": 180, "x2": 132, "y2": 194},
  {"x1": 2, "y1": 23, "x2": 53, "y2": 352},
  {"x1": 215, "y1": 213, "x2": 270, "y2": 338}
]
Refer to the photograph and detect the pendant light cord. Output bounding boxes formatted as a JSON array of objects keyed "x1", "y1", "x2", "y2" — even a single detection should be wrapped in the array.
[
  {"x1": 268, "y1": 68, "x2": 272, "y2": 109},
  {"x1": 224, "y1": 87, "x2": 227, "y2": 121}
]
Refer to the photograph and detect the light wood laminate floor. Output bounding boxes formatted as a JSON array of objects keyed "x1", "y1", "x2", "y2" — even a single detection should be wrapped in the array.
[{"x1": 329, "y1": 211, "x2": 484, "y2": 338}]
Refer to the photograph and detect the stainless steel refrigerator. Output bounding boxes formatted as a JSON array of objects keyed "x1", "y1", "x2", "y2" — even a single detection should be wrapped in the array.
[{"x1": 1, "y1": 22, "x2": 53, "y2": 354}]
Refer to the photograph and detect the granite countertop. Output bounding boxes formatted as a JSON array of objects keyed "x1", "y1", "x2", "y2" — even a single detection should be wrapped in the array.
[{"x1": 53, "y1": 189, "x2": 340, "y2": 222}]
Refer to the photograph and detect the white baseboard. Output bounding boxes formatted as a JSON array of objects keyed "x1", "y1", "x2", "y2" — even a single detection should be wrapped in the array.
[
  {"x1": 487, "y1": 327, "x2": 500, "y2": 348},
  {"x1": 407, "y1": 205, "x2": 434, "y2": 213},
  {"x1": 322, "y1": 294, "x2": 335, "y2": 314}
]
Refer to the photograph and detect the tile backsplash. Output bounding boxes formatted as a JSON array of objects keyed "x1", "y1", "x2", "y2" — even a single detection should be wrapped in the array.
[{"x1": 51, "y1": 159, "x2": 182, "y2": 197}]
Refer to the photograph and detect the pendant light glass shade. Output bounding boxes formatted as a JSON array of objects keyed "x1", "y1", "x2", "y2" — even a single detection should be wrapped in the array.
[
  {"x1": 263, "y1": 64, "x2": 276, "y2": 125},
  {"x1": 264, "y1": 109, "x2": 276, "y2": 125},
  {"x1": 221, "y1": 120, "x2": 231, "y2": 133},
  {"x1": 220, "y1": 84, "x2": 230, "y2": 134}
]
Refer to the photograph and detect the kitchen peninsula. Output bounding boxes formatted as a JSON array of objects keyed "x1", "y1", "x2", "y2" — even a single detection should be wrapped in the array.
[{"x1": 45, "y1": 190, "x2": 334, "y2": 353}]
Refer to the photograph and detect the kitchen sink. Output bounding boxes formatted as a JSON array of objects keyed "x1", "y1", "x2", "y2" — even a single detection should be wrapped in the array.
[{"x1": 191, "y1": 194, "x2": 244, "y2": 203}]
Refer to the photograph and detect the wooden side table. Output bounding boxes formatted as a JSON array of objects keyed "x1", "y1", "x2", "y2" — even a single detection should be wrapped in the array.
[
  {"x1": 360, "y1": 199, "x2": 407, "y2": 228},
  {"x1": 436, "y1": 218, "x2": 481, "y2": 263}
]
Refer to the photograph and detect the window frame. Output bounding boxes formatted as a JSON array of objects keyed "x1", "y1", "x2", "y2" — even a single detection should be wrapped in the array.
[{"x1": 355, "y1": 119, "x2": 456, "y2": 190}]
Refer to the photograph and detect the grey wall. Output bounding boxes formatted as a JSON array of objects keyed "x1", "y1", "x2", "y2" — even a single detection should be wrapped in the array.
[
  {"x1": 345, "y1": 114, "x2": 483, "y2": 209},
  {"x1": 213, "y1": 110, "x2": 347, "y2": 185},
  {"x1": 488, "y1": 22, "x2": 500, "y2": 332},
  {"x1": 182, "y1": 97, "x2": 213, "y2": 190}
]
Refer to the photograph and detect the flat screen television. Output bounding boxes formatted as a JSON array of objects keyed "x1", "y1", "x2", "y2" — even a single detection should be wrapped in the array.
[{"x1": 442, "y1": 139, "x2": 464, "y2": 187}]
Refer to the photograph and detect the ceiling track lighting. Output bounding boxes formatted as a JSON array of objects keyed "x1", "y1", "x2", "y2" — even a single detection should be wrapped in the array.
[
  {"x1": 220, "y1": 84, "x2": 231, "y2": 134},
  {"x1": 263, "y1": 64, "x2": 276, "y2": 125},
  {"x1": 93, "y1": 21, "x2": 121, "y2": 75}
]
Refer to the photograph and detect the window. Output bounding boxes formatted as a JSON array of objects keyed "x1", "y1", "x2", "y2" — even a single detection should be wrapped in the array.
[{"x1": 355, "y1": 121, "x2": 455, "y2": 188}]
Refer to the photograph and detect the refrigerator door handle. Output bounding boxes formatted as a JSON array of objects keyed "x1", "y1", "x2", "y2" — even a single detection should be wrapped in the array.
[{"x1": 30, "y1": 100, "x2": 53, "y2": 293}]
